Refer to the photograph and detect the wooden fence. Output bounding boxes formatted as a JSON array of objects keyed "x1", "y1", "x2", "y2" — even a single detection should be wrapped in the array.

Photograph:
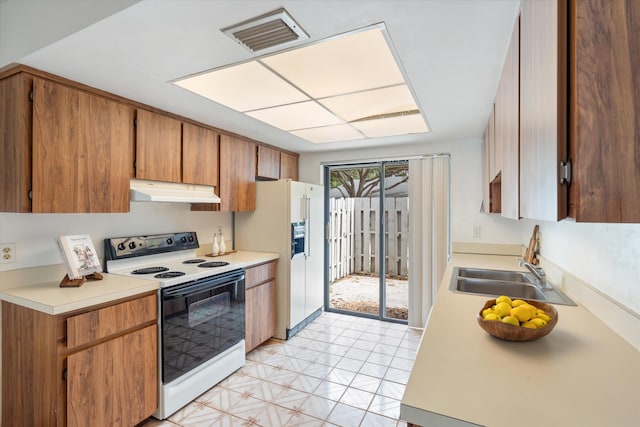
[{"x1": 328, "y1": 197, "x2": 409, "y2": 282}]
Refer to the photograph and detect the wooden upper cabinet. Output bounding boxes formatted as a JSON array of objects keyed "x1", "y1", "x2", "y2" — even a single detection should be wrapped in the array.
[
  {"x1": 32, "y1": 77, "x2": 133, "y2": 213},
  {"x1": 256, "y1": 145, "x2": 280, "y2": 180},
  {"x1": 482, "y1": 121, "x2": 491, "y2": 214},
  {"x1": 570, "y1": 0, "x2": 640, "y2": 222},
  {"x1": 280, "y1": 151, "x2": 299, "y2": 181},
  {"x1": 495, "y1": 15, "x2": 520, "y2": 220},
  {"x1": 135, "y1": 109, "x2": 182, "y2": 183},
  {"x1": 219, "y1": 134, "x2": 256, "y2": 211},
  {"x1": 182, "y1": 122, "x2": 219, "y2": 187},
  {"x1": 487, "y1": 104, "x2": 498, "y2": 182},
  {"x1": 0, "y1": 72, "x2": 32, "y2": 212},
  {"x1": 519, "y1": 0, "x2": 568, "y2": 222}
]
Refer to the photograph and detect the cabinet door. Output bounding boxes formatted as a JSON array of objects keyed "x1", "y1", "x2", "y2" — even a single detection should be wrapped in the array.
[
  {"x1": 182, "y1": 122, "x2": 219, "y2": 187},
  {"x1": 32, "y1": 78, "x2": 132, "y2": 213},
  {"x1": 570, "y1": 0, "x2": 640, "y2": 222},
  {"x1": 135, "y1": 109, "x2": 182, "y2": 183},
  {"x1": 0, "y1": 72, "x2": 32, "y2": 212},
  {"x1": 66, "y1": 325, "x2": 157, "y2": 427},
  {"x1": 482, "y1": 123, "x2": 491, "y2": 213},
  {"x1": 219, "y1": 134, "x2": 256, "y2": 211},
  {"x1": 519, "y1": 0, "x2": 568, "y2": 221},
  {"x1": 256, "y1": 145, "x2": 280, "y2": 180},
  {"x1": 494, "y1": 16, "x2": 520, "y2": 220},
  {"x1": 245, "y1": 280, "x2": 276, "y2": 353},
  {"x1": 280, "y1": 151, "x2": 299, "y2": 181}
]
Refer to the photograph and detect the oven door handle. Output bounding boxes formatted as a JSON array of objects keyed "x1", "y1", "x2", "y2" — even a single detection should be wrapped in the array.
[{"x1": 163, "y1": 274, "x2": 245, "y2": 298}]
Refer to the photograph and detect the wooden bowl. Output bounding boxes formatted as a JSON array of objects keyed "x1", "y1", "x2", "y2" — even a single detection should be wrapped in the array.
[{"x1": 477, "y1": 299, "x2": 558, "y2": 341}]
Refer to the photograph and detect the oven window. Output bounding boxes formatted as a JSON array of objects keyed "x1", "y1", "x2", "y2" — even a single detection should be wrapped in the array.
[
  {"x1": 161, "y1": 275, "x2": 245, "y2": 384},
  {"x1": 189, "y1": 292, "x2": 230, "y2": 327}
]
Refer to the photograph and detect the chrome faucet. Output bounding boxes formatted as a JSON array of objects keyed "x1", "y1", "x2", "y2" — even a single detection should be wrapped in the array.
[{"x1": 519, "y1": 260, "x2": 552, "y2": 290}]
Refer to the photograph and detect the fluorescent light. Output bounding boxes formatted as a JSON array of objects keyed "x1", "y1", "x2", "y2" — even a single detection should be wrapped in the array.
[
  {"x1": 261, "y1": 28, "x2": 405, "y2": 98},
  {"x1": 246, "y1": 101, "x2": 344, "y2": 130},
  {"x1": 175, "y1": 61, "x2": 308, "y2": 112},
  {"x1": 291, "y1": 124, "x2": 364, "y2": 144},
  {"x1": 351, "y1": 113, "x2": 429, "y2": 138},
  {"x1": 173, "y1": 23, "x2": 430, "y2": 144},
  {"x1": 319, "y1": 85, "x2": 417, "y2": 122}
]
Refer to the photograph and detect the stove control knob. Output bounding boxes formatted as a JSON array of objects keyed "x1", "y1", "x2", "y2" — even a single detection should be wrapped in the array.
[
  {"x1": 181, "y1": 236, "x2": 187, "y2": 243},
  {"x1": 166, "y1": 238, "x2": 173, "y2": 245},
  {"x1": 128, "y1": 242, "x2": 136, "y2": 250},
  {"x1": 117, "y1": 243, "x2": 126, "y2": 251},
  {"x1": 188, "y1": 235, "x2": 194, "y2": 242}
]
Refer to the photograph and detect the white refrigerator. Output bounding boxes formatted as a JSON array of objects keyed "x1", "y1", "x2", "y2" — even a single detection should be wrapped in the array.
[{"x1": 235, "y1": 179, "x2": 324, "y2": 339}]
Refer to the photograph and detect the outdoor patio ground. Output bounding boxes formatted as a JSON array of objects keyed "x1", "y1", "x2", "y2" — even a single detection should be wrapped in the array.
[{"x1": 329, "y1": 274, "x2": 408, "y2": 320}]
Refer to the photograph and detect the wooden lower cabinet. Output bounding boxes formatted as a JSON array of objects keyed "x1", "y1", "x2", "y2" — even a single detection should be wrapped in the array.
[
  {"x1": 2, "y1": 292, "x2": 158, "y2": 427},
  {"x1": 245, "y1": 261, "x2": 277, "y2": 353}
]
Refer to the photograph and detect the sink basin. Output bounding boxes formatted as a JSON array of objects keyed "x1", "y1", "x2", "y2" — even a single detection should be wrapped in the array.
[
  {"x1": 449, "y1": 267, "x2": 576, "y2": 306},
  {"x1": 456, "y1": 277, "x2": 546, "y2": 300},
  {"x1": 457, "y1": 268, "x2": 534, "y2": 283}
]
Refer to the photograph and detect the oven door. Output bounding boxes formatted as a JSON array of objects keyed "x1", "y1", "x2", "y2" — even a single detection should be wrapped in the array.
[{"x1": 160, "y1": 268, "x2": 245, "y2": 384}]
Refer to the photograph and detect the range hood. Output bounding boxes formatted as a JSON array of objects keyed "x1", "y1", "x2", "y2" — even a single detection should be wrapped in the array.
[{"x1": 130, "y1": 179, "x2": 221, "y2": 203}]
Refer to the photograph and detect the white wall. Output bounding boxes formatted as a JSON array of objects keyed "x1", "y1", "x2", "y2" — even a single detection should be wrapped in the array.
[
  {"x1": 299, "y1": 137, "x2": 640, "y2": 316},
  {"x1": 0, "y1": 202, "x2": 232, "y2": 274}
]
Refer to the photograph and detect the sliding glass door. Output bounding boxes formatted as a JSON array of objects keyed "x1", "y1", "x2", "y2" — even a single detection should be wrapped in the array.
[{"x1": 324, "y1": 161, "x2": 409, "y2": 322}]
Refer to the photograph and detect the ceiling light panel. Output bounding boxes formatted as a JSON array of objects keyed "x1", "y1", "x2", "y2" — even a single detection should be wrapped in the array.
[
  {"x1": 246, "y1": 101, "x2": 344, "y2": 131},
  {"x1": 291, "y1": 124, "x2": 364, "y2": 144},
  {"x1": 351, "y1": 113, "x2": 429, "y2": 138},
  {"x1": 261, "y1": 28, "x2": 405, "y2": 98},
  {"x1": 175, "y1": 61, "x2": 308, "y2": 112},
  {"x1": 319, "y1": 84, "x2": 418, "y2": 122}
]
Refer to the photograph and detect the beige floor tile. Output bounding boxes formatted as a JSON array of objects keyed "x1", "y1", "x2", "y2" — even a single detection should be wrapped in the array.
[{"x1": 326, "y1": 402, "x2": 366, "y2": 426}]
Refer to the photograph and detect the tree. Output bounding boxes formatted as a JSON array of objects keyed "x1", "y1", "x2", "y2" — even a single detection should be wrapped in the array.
[{"x1": 330, "y1": 164, "x2": 408, "y2": 197}]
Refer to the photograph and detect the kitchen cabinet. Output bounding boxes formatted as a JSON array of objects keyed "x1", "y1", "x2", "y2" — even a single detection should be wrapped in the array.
[
  {"x1": 135, "y1": 108, "x2": 182, "y2": 183},
  {"x1": 569, "y1": 0, "x2": 640, "y2": 222},
  {"x1": 219, "y1": 134, "x2": 255, "y2": 211},
  {"x1": 2, "y1": 292, "x2": 158, "y2": 426},
  {"x1": 256, "y1": 145, "x2": 300, "y2": 181},
  {"x1": 519, "y1": 0, "x2": 568, "y2": 222},
  {"x1": 182, "y1": 122, "x2": 219, "y2": 187},
  {"x1": 483, "y1": 104, "x2": 500, "y2": 213},
  {"x1": 256, "y1": 145, "x2": 281, "y2": 180},
  {"x1": 494, "y1": 15, "x2": 520, "y2": 220},
  {"x1": 0, "y1": 72, "x2": 133, "y2": 213},
  {"x1": 279, "y1": 151, "x2": 299, "y2": 180},
  {"x1": 245, "y1": 261, "x2": 277, "y2": 353},
  {"x1": 193, "y1": 134, "x2": 256, "y2": 211}
]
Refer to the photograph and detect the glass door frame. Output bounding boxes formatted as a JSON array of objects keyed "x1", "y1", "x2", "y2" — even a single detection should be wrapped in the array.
[{"x1": 323, "y1": 161, "x2": 408, "y2": 324}]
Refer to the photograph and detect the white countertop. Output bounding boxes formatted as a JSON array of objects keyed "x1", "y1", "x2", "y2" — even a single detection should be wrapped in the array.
[
  {"x1": 401, "y1": 253, "x2": 640, "y2": 427},
  {"x1": 0, "y1": 251, "x2": 278, "y2": 315}
]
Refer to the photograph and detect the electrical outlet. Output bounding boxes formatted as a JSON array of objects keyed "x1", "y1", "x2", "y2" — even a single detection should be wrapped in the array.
[
  {"x1": 472, "y1": 226, "x2": 481, "y2": 239},
  {"x1": 1, "y1": 243, "x2": 16, "y2": 263}
]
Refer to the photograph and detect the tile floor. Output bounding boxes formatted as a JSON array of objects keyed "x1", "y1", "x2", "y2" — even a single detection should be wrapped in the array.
[{"x1": 144, "y1": 311, "x2": 422, "y2": 427}]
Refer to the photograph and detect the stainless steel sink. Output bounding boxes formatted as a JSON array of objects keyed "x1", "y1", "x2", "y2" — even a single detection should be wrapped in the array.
[
  {"x1": 449, "y1": 267, "x2": 576, "y2": 306},
  {"x1": 457, "y1": 268, "x2": 533, "y2": 283}
]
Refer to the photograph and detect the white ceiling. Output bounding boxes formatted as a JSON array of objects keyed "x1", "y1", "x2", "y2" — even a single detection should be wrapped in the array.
[{"x1": 0, "y1": 0, "x2": 520, "y2": 153}]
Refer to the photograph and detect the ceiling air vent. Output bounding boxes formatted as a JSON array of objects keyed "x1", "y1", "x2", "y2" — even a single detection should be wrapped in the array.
[{"x1": 222, "y1": 8, "x2": 309, "y2": 53}]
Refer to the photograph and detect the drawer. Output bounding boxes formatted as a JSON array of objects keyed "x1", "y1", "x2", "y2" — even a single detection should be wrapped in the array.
[
  {"x1": 245, "y1": 261, "x2": 276, "y2": 289},
  {"x1": 66, "y1": 293, "x2": 157, "y2": 349}
]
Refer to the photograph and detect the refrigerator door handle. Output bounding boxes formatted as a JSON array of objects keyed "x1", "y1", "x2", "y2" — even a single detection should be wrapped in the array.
[{"x1": 304, "y1": 196, "x2": 311, "y2": 257}]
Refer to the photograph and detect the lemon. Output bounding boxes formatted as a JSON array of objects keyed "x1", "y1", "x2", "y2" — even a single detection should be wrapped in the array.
[
  {"x1": 484, "y1": 313, "x2": 501, "y2": 321},
  {"x1": 522, "y1": 304, "x2": 538, "y2": 317},
  {"x1": 482, "y1": 307, "x2": 494, "y2": 317},
  {"x1": 494, "y1": 302, "x2": 512, "y2": 317},
  {"x1": 521, "y1": 321, "x2": 538, "y2": 329},
  {"x1": 512, "y1": 299, "x2": 526, "y2": 307},
  {"x1": 510, "y1": 306, "x2": 532, "y2": 322},
  {"x1": 496, "y1": 295, "x2": 513, "y2": 306},
  {"x1": 530, "y1": 318, "x2": 548, "y2": 327},
  {"x1": 501, "y1": 315, "x2": 519, "y2": 326},
  {"x1": 535, "y1": 312, "x2": 551, "y2": 322}
]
